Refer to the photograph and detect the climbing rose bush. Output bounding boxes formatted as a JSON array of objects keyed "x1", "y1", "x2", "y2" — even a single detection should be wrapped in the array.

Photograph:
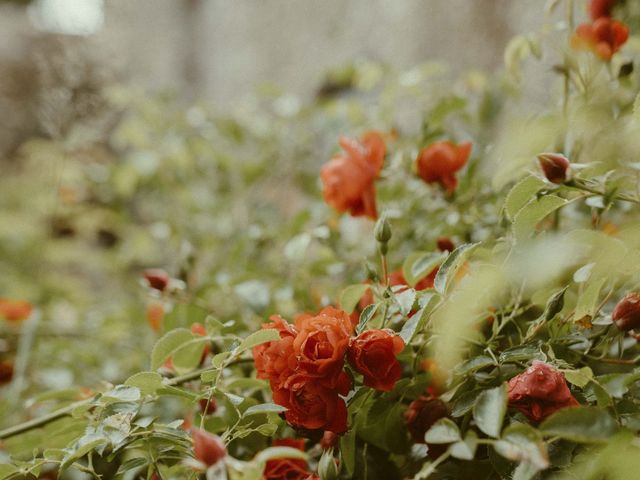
[{"x1": 3, "y1": 1, "x2": 640, "y2": 479}]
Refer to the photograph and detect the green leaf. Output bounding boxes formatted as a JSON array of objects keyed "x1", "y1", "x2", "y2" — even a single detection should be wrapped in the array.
[
  {"x1": 499, "y1": 345, "x2": 543, "y2": 364},
  {"x1": 398, "y1": 292, "x2": 439, "y2": 344},
  {"x1": 125, "y1": 372, "x2": 163, "y2": 395},
  {"x1": 150, "y1": 328, "x2": 193, "y2": 370},
  {"x1": 573, "y1": 277, "x2": 606, "y2": 325},
  {"x1": 172, "y1": 337, "x2": 209, "y2": 371},
  {"x1": 356, "y1": 303, "x2": 379, "y2": 334},
  {"x1": 236, "y1": 329, "x2": 280, "y2": 354},
  {"x1": 539, "y1": 407, "x2": 619, "y2": 443},
  {"x1": 102, "y1": 385, "x2": 141, "y2": 403},
  {"x1": 339, "y1": 284, "x2": 370, "y2": 314},
  {"x1": 504, "y1": 175, "x2": 546, "y2": 220},
  {"x1": 597, "y1": 371, "x2": 640, "y2": 398},
  {"x1": 562, "y1": 367, "x2": 594, "y2": 388},
  {"x1": 0, "y1": 465, "x2": 19, "y2": 480},
  {"x1": 434, "y1": 243, "x2": 479, "y2": 295},
  {"x1": 402, "y1": 252, "x2": 446, "y2": 287},
  {"x1": 513, "y1": 195, "x2": 567, "y2": 242},
  {"x1": 424, "y1": 418, "x2": 461, "y2": 444},
  {"x1": 473, "y1": 384, "x2": 507, "y2": 438},
  {"x1": 573, "y1": 263, "x2": 595, "y2": 283},
  {"x1": 339, "y1": 428, "x2": 357, "y2": 477},
  {"x1": 455, "y1": 355, "x2": 495, "y2": 375},
  {"x1": 494, "y1": 423, "x2": 549, "y2": 470},
  {"x1": 394, "y1": 288, "x2": 417, "y2": 317},
  {"x1": 254, "y1": 446, "x2": 307, "y2": 465},
  {"x1": 449, "y1": 431, "x2": 478, "y2": 460},
  {"x1": 243, "y1": 403, "x2": 287, "y2": 417},
  {"x1": 60, "y1": 435, "x2": 109, "y2": 472}
]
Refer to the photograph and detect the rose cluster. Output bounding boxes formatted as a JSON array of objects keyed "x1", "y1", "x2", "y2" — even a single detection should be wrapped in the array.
[{"x1": 253, "y1": 307, "x2": 405, "y2": 433}]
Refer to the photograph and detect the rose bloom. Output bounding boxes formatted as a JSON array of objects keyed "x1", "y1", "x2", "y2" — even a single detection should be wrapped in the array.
[
  {"x1": 191, "y1": 428, "x2": 226, "y2": 466},
  {"x1": 320, "y1": 131, "x2": 386, "y2": 219},
  {"x1": 572, "y1": 18, "x2": 629, "y2": 60},
  {"x1": 293, "y1": 307, "x2": 353, "y2": 387},
  {"x1": 507, "y1": 361, "x2": 579, "y2": 423},
  {"x1": 264, "y1": 438, "x2": 313, "y2": 480},
  {"x1": 347, "y1": 329, "x2": 405, "y2": 391},
  {"x1": 590, "y1": 0, "x2": 615, "y2": 20},
  {"x1": 253, "y1": 315, "x2": 298, "y2": 388},
  {"x1": 612, "y1": 293, "x2": 640, "y2": 331},
  {"x1": 273, "y1": 372, "x2": 350, "y2": 433},
  {"x1": 416, "y1": 141, "x2": 472, "y2": 193},
  {"x1": 0, "y1": 299, "x2": 33, "y2": 322},
  {"x1": 404, "y1": 395, "x2": 449, "y2": 458},
  {"x1": 0, "y1": 360, "x2": 14, "y2": 385}
]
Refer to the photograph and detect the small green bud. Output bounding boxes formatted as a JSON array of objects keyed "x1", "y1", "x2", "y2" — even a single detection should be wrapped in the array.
[
  {"x1": 318, "y1": 448, "x2": 339, "y2": 480},
  {"x1": 374, "y1": 215, "x2": 392, "y2": 244}
]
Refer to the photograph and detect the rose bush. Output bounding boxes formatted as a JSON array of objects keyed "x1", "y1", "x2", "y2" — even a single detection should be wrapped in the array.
[{"x1": 2, "y1": 0, "x2": 640, "y2": 479}]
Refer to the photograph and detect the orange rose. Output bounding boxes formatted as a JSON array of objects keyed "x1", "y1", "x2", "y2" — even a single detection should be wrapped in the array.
[
  {"x1": 416, "y1": 141, "x2": 471, "y2": 193},
  {"x1": 273, "y1": 373, "x2": 350, "y2": 433},
  {"x1": 347, "y1": 329, "x2": 404, "y2": 391},
  {"x1": 264, "y1": 439, "x2": 311, "y2": 480},
  {"x1": 253, "y1": 315, "x2": 298, "y2": 388},
  {"x1": 191, "y1": 428, "x2": 226, "y2": 466},
  {"x1": 293, "y1": 307, "x2": 353, "y2": 387},
  {"x1": 320, "y1": 131, "x2": 386, "y2": 219},
  {"x1": 0, "y1": 299, "x2": 32, "y2": 323},
  {"x1": 572, "y1": 18, "x2": 629, "y2": 60}
]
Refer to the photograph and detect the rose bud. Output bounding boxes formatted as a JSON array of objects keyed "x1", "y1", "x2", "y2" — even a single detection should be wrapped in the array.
[
  {"x1": 0, "y1": 360, "x2": 14, "y2": 385},
  {"x1": 146, "y1": 302, "x2": 164, "y2": 331},
  {"x1": 0, "y1": 299, "x2": 33, "y2": 323},
  {"x1": 318, "y1": 448, "x2": 339, "y2": 480},
  {"x1": 436, "y1": 236, "x2": 455, "y2": 253},
  {"x1": 192, "y1": 428, "x2": 226, "y2": 466},
  {"x1": 143, "y1": 269, "x2": 170, "y2": 291},
  {"x1": 537, "y1": 153, "x2": 571, "y2": 184},
  {"x1": 416, "y1": 141, "x2": 471, "y2": 193},
  {"x1": 199, "y1": 397, "x2": 218, "y2": 415},
  {"x1": 507, "y1": 361, "x2": 579, "y2": 424},
  {"x1": 404, "y1": 395, "x2": 449, "y2": 458},
  {"x1": 612, "y1": 293, "x2": 640, "y2": 331},
  {"x1": 347, "y1": 329, "x2": 404, "y2": 391}
]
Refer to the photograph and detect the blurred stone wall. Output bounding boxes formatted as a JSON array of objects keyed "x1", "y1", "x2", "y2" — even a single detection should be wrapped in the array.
[{"x1": 0, "y1": 0, "x2": 570, "y2": 157}]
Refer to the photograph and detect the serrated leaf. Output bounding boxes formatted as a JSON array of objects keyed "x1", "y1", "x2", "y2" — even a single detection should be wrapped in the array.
[
  {"x1": 60, "y1": 435, "x2": 109, "y2": 472},
  {"x1": 399, "y1": 292, "x2": 439, "y2": 344},
  {"x1": 102, "y1": 385, "x2": 141, "y2": 403},
  {"x1": 125, "y1": 372, "x2": 163, "y2": 395},
  {"x1": 494, "y1": 423, "x2": 549, "y2": 470},
  {"x1": 434, "y1": 243, "x2": 479, "y2": 295},
  {"x1": 473, "y1": 384, "x2": 507, "y2": 438},
  {"x1": 356, "y1": 303, "x2": 379, "y2": 334},
  {"x1": 236, "y1": 329, "x2": 280, "y2": 354},
  {"x1": 512, "y1": 195, "x2": 567, "y2": 242},
  {"x1": 150, "y1": 328, "x2": 193, "y2": 370},
  {"x1": 539, "y1": 407, "x2": 618, "y2": 443},
  {"x1": 402, "y1": 252, "x2": 446, "y2": 287},
  {"x1": 395, "y1": 288, "x2": 417, "y2": 317},
  {"x1": 449, "y1": 431, "x2": 478, "y2": 460},
  {"x1": 424, "y1": 418, "x2": 461, "y2": 444},
  {"x1": 243, "y1": 403, "x2": 287, "y2": 417},
  {"x1": 339, "y1": 284, "x2": 370, "y2": 314},
  {"x1": 562, "y1": 367, "x2": 594, "y2": 388},
  {"x1": 505, "y1": 175, "x2": 546, "y2": 220}
]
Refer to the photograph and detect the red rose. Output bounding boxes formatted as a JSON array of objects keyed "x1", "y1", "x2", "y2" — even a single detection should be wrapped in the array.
[
  {"x1": 143, "y1": 269, "x2": 170, "y2": 291},
  {"x1": 404, "y1": 395, "x2": 449, "y2": 458},
  {"x1": 191, "y1": 428, "x2": 226, "y2": 466},
  {"x1": 572, "y1": 18, "x2": 629, "y2": 60},
  {"x1": 436, "y1": 236, "x2": 455, "y2": 253},
  {"x1": 273, "y1": 373, "x2": 350, "y2": 433},
  {"x1": 590, "y1": 0, "x2": 616, "y2": 20},
  {"x1": 0, "y1": 360, "x2": 14, "y2": 385},
  {"x1": 612, "y1": 293, "x2": 640, "y2": 331},
  {"x1": 537, "y1": 153, "x2": 570, "y2": 184},
  {"x1": 320, "y1": 131, "x2": 386, "y2": 219},
  {"x1": 253, "y1": 315, "x2": 298, "y2": 388},
  {"x1": 507, "y1": 361, "x2": 579, "y2": 423},
  {"x1": 0, "y1": 299, "x2": 33, "y2": 323},
  {"x1": 347, "y1": 329, "x2": 404, "y2": 391},
  {"x1": 416, "y1": 141, "x2": 471, "y2": 193},
  {"x1": 199, "y1": 397, "x2": 217, "y2": 415},
  {"x1": 264, "y1": 438, "x2": 313, "y2": 480},
  {"x1": 293, "y1": 307, "x2": 353, "y2": 387}
]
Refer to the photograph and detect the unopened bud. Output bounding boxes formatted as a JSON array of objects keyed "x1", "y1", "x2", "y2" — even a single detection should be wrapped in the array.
[
  {"x1": 199, "y1": 397, "x2": 218, "y2": 415},
  {"x1": 192, "y1": 428, "x2": 226, "y2": 466},
  {"x1": 319, "y1": 448, "x2": 339, "y2": 480},
  {"x1": 374, "y1": 216, "x2": 392, "y2": 244},
  {"x1": 612, "y1": 293, "x2": 640, "y2": 331},
  {"x1": 143, "y1": 269, "x2": 170, "y2": 291},
  {"x1": 537, "y1": 153, "x2": 570, "y2": 184},
  {"x1": 436, "y1": 236, "x2": 455, "y2": 253}
]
